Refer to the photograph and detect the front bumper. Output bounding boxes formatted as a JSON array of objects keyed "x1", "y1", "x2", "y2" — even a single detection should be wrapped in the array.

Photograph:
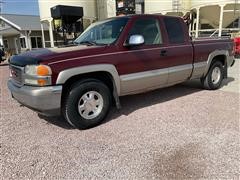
[{"x1": 8, "y1": 80, "x2": 62, "y2": 116}]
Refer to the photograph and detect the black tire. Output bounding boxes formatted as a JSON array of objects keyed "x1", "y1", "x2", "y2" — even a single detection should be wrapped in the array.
[
  {"x1": 62, "y1": 79, "x2": 111, "y2": 129},
  {"x1": 201, "y1": 61, "x2": 224, "y2": 90}
]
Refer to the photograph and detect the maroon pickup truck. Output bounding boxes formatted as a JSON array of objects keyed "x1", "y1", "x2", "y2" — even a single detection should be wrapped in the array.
[{"x1": 8, "y1": 14, "x2": 235, "y2": 129}]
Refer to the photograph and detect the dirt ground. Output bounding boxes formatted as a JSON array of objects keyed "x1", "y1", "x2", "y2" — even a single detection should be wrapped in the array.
[{"x1": 1, "y1": 61, "x2": 239, "y2": 179}]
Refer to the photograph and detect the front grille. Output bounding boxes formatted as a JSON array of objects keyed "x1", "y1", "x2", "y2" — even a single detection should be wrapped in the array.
[{"x1": 10, "y1": 65, "x2": 23, "y2": 85}]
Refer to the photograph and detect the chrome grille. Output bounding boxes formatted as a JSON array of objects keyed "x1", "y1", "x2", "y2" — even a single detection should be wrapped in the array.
[{"x1": 10, "y1": 65, "x2": 23, "y2": 84}]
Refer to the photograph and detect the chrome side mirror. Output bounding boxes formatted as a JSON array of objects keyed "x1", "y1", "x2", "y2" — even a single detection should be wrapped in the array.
[{"x1": 127, "y1": 35, "x2": 144, "y2": 46}]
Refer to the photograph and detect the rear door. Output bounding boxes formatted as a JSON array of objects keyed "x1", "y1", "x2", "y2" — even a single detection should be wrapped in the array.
[{"x1": 163, "y1": 17, "x2": 193, "y2": 84}]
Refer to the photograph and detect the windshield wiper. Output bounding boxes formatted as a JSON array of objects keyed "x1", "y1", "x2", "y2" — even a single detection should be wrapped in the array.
[{"x1": 77, "y1": 41, "x2": 97, "y2": 46}]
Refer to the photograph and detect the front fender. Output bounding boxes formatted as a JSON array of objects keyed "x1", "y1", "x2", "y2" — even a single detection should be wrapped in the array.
[{"x1": 56, "y1": 64, "x2": 121, "y2": 95}]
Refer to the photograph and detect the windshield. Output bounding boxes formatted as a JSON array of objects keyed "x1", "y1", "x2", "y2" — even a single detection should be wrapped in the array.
[{"x1": 74, "y1": 18, "x2": 129, "y2": 45}]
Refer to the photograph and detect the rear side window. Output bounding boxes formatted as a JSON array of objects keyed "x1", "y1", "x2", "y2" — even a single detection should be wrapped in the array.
[{"x1": 164, "y1": 17, "x2": 185, "y2": 44}]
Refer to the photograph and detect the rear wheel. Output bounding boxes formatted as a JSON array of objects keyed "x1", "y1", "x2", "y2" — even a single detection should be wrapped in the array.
[
  {"x1": 62, "y1": 79, "x2": 111, "y2": 129},
  {"x1": 201, "y1": 61, "x2": 224, "y2": 90}
]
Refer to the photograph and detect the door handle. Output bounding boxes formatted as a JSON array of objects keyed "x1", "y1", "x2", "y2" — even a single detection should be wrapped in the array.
[{"x1": 160, "y1": 50, "x2": 167, "y2": 56}]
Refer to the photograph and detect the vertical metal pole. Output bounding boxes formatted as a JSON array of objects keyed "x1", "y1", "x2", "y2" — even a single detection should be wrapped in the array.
[
  {"x1": 0, "y1": 1, "x2": 4, "y2": 46},
  {"x1": 53, "y1": 19, "x2": 58, "y2": 47},
  {"x1": 40, "y1": 23, "x2": 46, "y2": 48},
  {"x1": 189, "y1": 12, "x2": 192, "y2": 35},
  {"x1": 196, "y1": 7, "x2": 200, "y2": 38},
  {"x1": 0, "y1": 34, "x2": 3, "y2": 46},
  {"x1": 219, "y1": 5, "x2": 224, "y2": 37},
  {"x1": 24, "y1": 31, "x2": 29, "y2": 49},
  {"x1": 49, "y1": 19, "x2": 54, "y2": 47},
  {"x1": 25, "y1": 30, "x2": 32, "y2": 50}
]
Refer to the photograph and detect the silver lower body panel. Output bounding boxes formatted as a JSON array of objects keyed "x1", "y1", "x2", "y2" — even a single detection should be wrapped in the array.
[{"x1": 8, "y1": 80, "x2": 62, "y2": 116}]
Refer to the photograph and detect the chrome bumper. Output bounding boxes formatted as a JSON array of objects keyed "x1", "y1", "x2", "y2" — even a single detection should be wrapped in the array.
[{"x1": 8, "y1": 80, "x2": 62, "y2": 116}]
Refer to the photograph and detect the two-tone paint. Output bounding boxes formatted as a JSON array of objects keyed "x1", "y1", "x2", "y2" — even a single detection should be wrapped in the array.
[{"x1": 8, "y1": 14, "x2": 235, "y2": 115}]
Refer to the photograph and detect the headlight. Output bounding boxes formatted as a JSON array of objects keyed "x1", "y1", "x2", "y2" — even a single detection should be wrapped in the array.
[
  {"x1": 24, "y1": 65, "x2": 52, "y2": 86},
  {"x1": 25, "y1": 65, "x2": 37, "y2": 76},
  {"x1": 25, "y1": 65, "x2": 52, "y2": 76}
]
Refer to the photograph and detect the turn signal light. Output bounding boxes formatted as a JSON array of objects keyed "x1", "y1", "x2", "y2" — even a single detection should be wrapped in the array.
[{"x1": 37, "y1": 65, "x2": 52, "y2": 76}]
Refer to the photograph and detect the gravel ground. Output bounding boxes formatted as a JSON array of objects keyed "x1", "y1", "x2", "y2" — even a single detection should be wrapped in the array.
[{"x1": 1, "y1": 61, "x2": 240, "y2": 179}]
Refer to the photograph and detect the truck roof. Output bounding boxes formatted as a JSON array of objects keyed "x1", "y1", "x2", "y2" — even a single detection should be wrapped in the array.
[
  {"x1": 114, "y1": 14, "x2": 183, "y2": 19},
  {"x1": 107, "y1": 14, "x2": 183, "y2": 21}
]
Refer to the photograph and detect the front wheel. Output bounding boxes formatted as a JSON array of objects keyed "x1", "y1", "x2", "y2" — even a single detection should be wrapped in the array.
[
  {"x1": 201, "y1": 61, "x2": 224, "y2": 90},
  {"x1": 62, "y1": 80, "x2": 111, "y2": 129}
]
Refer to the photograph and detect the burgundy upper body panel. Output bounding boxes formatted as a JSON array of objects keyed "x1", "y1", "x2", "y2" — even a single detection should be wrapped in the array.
[{"x1": 193, "y1": 38, "x2": 234, "y2": 63}]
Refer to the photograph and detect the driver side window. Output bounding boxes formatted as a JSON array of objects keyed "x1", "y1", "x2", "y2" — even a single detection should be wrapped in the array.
[{"x1": 129, "y1": 18, "x2": 162, "y2": 45}]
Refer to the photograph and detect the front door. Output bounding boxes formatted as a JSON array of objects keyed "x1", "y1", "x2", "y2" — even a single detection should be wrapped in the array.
[{"x1": 118, "y1": 17, "x2": 169, "y2": 95}]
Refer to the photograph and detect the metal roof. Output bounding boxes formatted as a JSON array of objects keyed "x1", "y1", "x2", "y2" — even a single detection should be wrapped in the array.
[
  {"x1": 0, "y1": 27, "x2": 19, "y2": 34},
  {"x1": 0, "y1": 14, "x2": 48, "y2": 31}
]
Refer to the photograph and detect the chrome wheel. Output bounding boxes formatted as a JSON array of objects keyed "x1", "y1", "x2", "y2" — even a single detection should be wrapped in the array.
[
  {"x1": 78, "y1": 91, "x2": 104, "y2": 120},
  {"x1": 211, "y1": 66, "x2": 221, "y2": 85}
]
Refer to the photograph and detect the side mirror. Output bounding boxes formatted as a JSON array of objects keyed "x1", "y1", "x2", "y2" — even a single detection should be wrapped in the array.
[{"x1": 125, "y1": 35, "x2": 144, "y2": 47}]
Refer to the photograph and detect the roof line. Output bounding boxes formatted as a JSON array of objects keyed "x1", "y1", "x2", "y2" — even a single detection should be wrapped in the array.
[{"x1": 0, "y1": 16, "x2": 22, "y2": 31}]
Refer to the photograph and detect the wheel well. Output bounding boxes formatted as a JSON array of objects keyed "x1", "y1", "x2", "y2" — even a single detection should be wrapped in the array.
[
  {"x1": 202, "y1": 55, "x2": 227, "y2": 78},
  {"x1": 207, "y1": 55, "x2": 227, "y2": 78},
  {"x1": 211, "y1": 55, "x2": 226, "y2": 66},
  {"x1": 62, "y1": 71, "x2": 114, "y2": 95},
  {"x1": 61, "y1": 72, "x2": 115, "y2": 107}
]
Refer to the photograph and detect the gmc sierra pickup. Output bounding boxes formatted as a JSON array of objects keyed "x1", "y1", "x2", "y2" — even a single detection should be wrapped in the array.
[{"x1": 8, "y1": 14, "x2": 235, "y2": 129}]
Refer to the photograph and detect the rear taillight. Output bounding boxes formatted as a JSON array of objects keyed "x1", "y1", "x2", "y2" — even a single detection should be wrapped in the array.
[{"x1": 233, "y1": 37, "x2": 240, "y2": 55}]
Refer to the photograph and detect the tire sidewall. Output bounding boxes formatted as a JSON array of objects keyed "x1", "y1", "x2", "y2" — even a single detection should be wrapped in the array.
[
  {"x1": 63, "y1": 81, "x2": 111, "y2": 129},
  {"x1": 207, "y1": 62, "x2": 224, "y2": 90}
]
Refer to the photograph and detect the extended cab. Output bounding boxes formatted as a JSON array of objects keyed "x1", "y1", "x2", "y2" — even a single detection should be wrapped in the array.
[{"x1": 8, "y1": 15, "x2": 235, "y2": 129}]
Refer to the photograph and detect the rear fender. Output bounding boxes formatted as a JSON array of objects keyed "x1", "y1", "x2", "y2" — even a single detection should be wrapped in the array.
[{"x1": 204, "y1": 50, "x2": 228, "y2": 77}]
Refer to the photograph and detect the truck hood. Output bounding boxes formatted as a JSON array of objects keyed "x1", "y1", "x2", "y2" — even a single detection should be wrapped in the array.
[{"x1": 9, "y1": 45, "x2": 107, "y2": 67}]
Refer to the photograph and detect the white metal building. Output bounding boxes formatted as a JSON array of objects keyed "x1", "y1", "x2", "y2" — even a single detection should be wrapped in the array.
[
  {"x1": 37, "y1": 0, "x2": 240, "y2": 47},
  {"x1": 190, "y1": 0, "x2": 240, "y2": 37},
  {"x1": 38, "y1": 0, "x2": 99, "y2": 48}
]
